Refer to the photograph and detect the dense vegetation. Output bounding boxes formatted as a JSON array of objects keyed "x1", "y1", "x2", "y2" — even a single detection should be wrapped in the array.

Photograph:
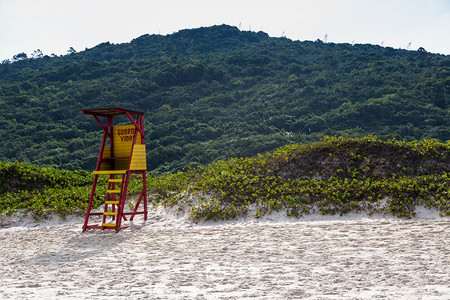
[
  {"x1": 1, "y1": 137, "x2": 449, "y2": 220},
  {"x1": 0, "y1": 160, "x2": 147, "y2": 218},
  {"x1": 0, "y1": 161, "x2": 95, "y2": 217},
  {"x1": 0, "y1": 25, "x2": 448, "y2": 173},
  {"x1": 179, "y1": 136, "x2": 450, "y2": 220}
]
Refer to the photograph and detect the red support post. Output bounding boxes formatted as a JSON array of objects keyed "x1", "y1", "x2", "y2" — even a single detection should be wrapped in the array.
[{"x1": 82, "y1": 174, "x2": 99, "y2": 232}]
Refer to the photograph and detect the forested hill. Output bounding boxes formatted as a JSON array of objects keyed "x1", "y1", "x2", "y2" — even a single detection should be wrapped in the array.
[{"x1": 0, "y1": 25, "x2": 448, "y2": 173}]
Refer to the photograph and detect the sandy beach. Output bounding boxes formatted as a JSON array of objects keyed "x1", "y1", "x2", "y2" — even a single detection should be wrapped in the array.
[{"x1": 1, "y1": 208, "x2": 449, "y2": 299}]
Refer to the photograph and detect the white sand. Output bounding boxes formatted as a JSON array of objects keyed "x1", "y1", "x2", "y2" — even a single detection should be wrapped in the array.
[{"x1": 1, "y1": 207, "x2": 449, "y2": 299}]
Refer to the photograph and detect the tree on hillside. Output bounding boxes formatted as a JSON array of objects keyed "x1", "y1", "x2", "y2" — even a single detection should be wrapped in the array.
[
  {"x1": 12, "y1": 52, "x2": 27, "y2": 61},
  {"x1": 67, "y1": 47, "x2": 76, "y2": 54},
  {"x1": 31, "y1": 49, "x2": 43, "y2": 59}
]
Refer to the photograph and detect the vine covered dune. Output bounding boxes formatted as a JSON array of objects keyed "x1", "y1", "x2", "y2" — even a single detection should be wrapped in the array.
[
  {"x1": 154, "y1": 136, "x2": 450, "y2": 220},
  {"x1": 1, "y1": 136, "x2": 449, "y2": 221}
]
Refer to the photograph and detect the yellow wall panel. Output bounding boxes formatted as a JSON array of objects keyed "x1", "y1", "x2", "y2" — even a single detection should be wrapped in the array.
[
  {"x1": 130, "y1": 145, "x2": 146, "y2": 170},
  {"x1": 97, "y1": 125, "x2": 147, "y2": 171},
  {"x1": 99, "y1": 147, "x2": 112, "y2": 170},
  {"x1": 113, "y1": 125, "x2": 142, "y2": 158}
]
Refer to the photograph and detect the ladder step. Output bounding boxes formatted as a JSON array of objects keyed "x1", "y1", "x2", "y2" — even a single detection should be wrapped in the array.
[
  {"x1": 102, "y1": 223, "x2": 116, "y2": 227},
  {"x1": 105, "y1": 201, "x2": 119, "y2": 204},
  {"x1": 103, "y1": 211, "x2": 118, "y2": 216},
  {"x1": 107, "y1": 189, "x2": 121, "y2": 193},
  {"x1": 108, "y1": 179, "x2": 122, "y2": 183},
  {"x1": 93, "y1": 170, "x2": 127, "y2": 175}
]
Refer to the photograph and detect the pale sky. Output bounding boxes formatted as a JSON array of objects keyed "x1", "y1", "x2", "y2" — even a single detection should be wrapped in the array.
[{"x1": 1, "y1": 0, "x2": 449, "y2": 61}]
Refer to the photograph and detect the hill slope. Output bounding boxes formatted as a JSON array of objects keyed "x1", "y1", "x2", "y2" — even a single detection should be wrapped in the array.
[{"x1": 0, "y1": 25, "x2": 448, "y2": 172}]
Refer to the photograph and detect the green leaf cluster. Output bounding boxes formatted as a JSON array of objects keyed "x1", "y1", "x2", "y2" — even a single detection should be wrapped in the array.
[
  {"x1": 0, "y1": 161, "x2": 99, "y2": 217},
  {"x1": 153, "y1": 136, "x2": 450, "y2": 221}
]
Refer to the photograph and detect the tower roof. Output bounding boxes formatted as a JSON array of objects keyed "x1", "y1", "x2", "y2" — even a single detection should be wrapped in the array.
[{"x1": 81, "y1": 107, "x2": 144, "y2": 118}]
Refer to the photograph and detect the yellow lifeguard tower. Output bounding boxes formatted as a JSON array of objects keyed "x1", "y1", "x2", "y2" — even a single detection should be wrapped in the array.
[{"x1": 81, "y1": 107, "x2": 147, "y2": 232}]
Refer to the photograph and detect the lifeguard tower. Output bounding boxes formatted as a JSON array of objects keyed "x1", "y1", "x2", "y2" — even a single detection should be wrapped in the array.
[{"x1": 81, "y1": 107, "x2": 147, "y2": 232}]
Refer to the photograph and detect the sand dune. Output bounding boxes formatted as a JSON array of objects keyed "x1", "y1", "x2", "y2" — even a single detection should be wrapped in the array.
[{"x1": 1, "y1": 208, "x2": 449, "y2": 299}]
